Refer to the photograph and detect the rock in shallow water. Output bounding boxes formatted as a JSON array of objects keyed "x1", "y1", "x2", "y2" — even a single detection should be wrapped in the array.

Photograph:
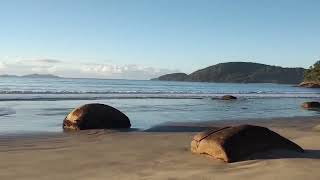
[
  {"x1": 221, "y1": 95, "x2": 237, "y2": 100},
  {"x1": 302, "y1": 102, "x2": 320, "y2": 109},
  {"x1": 191, "y1": 125, "x2": 304, "y2": 163},
  {"x1": 63, "y1": 103, "x2": 131, "y2": 130}
]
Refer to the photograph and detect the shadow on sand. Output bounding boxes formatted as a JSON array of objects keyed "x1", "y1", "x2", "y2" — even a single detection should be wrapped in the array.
[
  {"x1": 244, "y1": 149, "x2": 320, "y2": 161},
  {"x1": 144, "y1": 125, "x2": 221, "y2": 132}
]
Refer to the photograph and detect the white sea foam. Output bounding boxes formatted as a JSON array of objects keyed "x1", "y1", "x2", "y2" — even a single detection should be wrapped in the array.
[{"x1": 0, "y1": 92, "x2": 319, "y2": 101}]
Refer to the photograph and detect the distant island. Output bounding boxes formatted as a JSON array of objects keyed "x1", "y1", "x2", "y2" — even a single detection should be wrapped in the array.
[
  {"x1": 152, "y1": 62, "x2": 305, "y2": 84},
  {"x1": 0, "y1": 73, "x2": 61, "y2": 78}
]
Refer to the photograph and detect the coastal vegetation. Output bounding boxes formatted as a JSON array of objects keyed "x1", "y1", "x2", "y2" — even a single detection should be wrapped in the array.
[
  {"x1": 304, "y1": 61, "x2": 320, "y2": 82},
  {"x1": 299, "y1": 61, "x2": 320, "y2": 88}
]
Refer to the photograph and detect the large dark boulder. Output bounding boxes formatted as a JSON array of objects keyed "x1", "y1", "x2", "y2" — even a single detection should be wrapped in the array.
[
  {"x1": 63, "y1": 103, "x2": 131, "y2": 130},
  {"x1": 302, "y1": 102, "x2": 320, "y2": 109},
  {"x1": 191, "y1": 125, "x2": 304, "y2": 163}
]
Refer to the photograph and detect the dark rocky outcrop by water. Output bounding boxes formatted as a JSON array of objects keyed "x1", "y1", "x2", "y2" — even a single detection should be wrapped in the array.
[
  {"x1": 63, "y1": 103, "x2": 131, "y2": 130},
  {"x1": 153, "y1": 62, "x2": 305, "y2": 84},
  {"x1": 299, "y1": 61, "x2": 320, "y2": 88},
  {"x1": 191, "y1": 125, "x2": 304, "y2": 163},
  {"x1": 299, "y1": 82, "x2": 320, "y2": 88},
  {"x1": 301, "y1": 102, "x2": 320, "y2": 109}
]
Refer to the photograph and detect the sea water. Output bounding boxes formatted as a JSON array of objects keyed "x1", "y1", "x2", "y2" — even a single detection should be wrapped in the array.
[{"x1": 0, "y1": 77, "x2": 319, "y2": 134}]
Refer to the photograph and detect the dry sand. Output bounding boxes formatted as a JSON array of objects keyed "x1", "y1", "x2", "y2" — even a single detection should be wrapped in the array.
[{"x1": 1, "y1": 116, "x2": 320, "y2": 180}]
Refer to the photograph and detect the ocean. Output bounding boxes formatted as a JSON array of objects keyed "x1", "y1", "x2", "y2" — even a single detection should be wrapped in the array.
[{"x1": 0, "y1": 77, "x2": 319, "y2": 134}]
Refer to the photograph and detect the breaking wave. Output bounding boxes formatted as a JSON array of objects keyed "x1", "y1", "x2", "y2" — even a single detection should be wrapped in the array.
[{"x1": 0, "y1": 92, "x2": 320, "y2": 101}]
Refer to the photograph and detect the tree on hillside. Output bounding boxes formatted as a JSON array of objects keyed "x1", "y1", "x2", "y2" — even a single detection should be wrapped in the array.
[{"x1": 304, "y1": 60, "x2": 320, "y2": 82}]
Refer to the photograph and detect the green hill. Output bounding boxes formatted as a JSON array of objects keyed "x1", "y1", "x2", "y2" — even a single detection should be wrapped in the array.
[{"x1": 153, "y1": 62, "x2": 305, "y2": 84}]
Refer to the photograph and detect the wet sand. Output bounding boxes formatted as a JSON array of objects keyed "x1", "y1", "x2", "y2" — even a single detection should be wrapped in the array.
[{"x1": 1, "y1": 116, "x2": 320, "y2": 180}]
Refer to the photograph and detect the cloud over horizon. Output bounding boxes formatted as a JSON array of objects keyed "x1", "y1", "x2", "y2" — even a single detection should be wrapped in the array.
[
  {"x1": 81, "y1": 64, "x2": 178, "y2": 79},
  {"x1": 30, "y1": 59, "x2": 62, "y2": 64},
  {"x1": 0, "y1": 59, "x2": 179, "y2": 79}
]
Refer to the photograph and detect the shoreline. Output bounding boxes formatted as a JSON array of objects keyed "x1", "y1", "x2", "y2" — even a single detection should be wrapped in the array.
[
  {"x1": 1, "y1": 115, "x2": 319, "y2": 137},
  {"x1": 1, "y1": 93, "x2": 320, "y2": 101},
  {"x1": 145, "y1": 115, "x2": 320, "y2": 132}
]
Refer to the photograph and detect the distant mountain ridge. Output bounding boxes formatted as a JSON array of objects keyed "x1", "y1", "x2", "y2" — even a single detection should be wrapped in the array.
[
  {"x1": 0, "y1": 73, "x2": 61, "y2": 78},
  {"x1": 152, "y1": 62, "x2": 305, "y2": 84}
]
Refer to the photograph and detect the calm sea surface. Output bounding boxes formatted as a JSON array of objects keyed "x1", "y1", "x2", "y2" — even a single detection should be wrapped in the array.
[{"x1": 0, "y1": 77, "x2": 320, "y2": 134}]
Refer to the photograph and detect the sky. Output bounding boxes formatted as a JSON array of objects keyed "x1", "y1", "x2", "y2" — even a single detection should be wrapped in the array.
[{"x1": 0, "y1": 0, "x2": 319, "y2": 79}]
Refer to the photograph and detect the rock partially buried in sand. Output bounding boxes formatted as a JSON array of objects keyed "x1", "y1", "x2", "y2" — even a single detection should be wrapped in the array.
[
  {"x1": 302, "y1": 102, "x2": 320, "y2": 109},
  {"x1": 63, "y1": 103, "x2": 131, "y2": 130},
  {"x1": 221, "y1": 95, "x2": 237, "y2": 100},
  {"x1": 191, "y1": 125, "x2": 304, "y2": 163}
]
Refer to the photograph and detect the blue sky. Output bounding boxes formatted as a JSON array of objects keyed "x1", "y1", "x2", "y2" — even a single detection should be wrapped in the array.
[{"x1": 0, "y1": 0, "x2": 319, "y2": 79}]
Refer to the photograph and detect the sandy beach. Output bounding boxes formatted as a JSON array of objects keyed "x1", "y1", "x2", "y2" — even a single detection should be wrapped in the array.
[
  {"x1": 2, "y1": 0, "x2": 320, "y2": 179},
  {"x1": 0, "y1": 116, "x2": 319, "y2": 180}
]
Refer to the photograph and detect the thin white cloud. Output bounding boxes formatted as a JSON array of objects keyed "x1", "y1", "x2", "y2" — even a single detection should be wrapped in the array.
[
  {"x1": 81, "y1": 64, "x2": 178, "y2": 79},
  {"x1": 17, "y1": 59, "x2": 62, "y2": 66},
  {"x1": 31, "y1": 59, "x2": 62, "y2": 64}
]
